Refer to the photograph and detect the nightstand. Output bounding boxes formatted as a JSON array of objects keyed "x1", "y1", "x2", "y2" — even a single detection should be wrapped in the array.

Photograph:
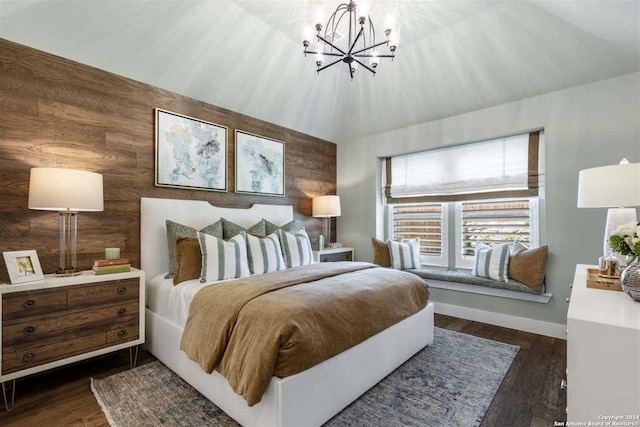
[
  {"x1": 0, "y1": 268, "x2": 145, "y2": 410},
  {"x1": 313, "y1": 247, "x2": 355, "y2": 263}
]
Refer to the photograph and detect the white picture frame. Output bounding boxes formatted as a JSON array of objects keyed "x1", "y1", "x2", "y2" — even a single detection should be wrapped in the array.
[{"x1": 3, "y1": 250, "x2": 44, "y2": 284}]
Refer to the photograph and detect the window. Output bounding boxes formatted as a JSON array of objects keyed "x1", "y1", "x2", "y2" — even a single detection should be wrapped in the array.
[
  {"x1": 454, "y1": 198, "x2": 539, "y2": 269},
  {"x1": 389, "y1": 203, "x2": 448, "y2": 266},
  {"x1": 384, "y1": 131, "x2": 544, "y2": 269}
]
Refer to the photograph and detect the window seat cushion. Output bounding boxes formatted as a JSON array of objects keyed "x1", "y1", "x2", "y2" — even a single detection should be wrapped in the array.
[{"x1": 407, "y1": 267, "x2": 541, "y2": 295}]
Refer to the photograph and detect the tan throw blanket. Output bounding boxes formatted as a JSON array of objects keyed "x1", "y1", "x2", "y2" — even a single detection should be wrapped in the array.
[{"x1": 180, "y1": 262, "x2": 429, "y2": 406}]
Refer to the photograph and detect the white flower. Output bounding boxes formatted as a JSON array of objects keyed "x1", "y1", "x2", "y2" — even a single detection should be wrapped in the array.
[{"x1": 615, "y1": 222, "x2": 638, "y2": 238}]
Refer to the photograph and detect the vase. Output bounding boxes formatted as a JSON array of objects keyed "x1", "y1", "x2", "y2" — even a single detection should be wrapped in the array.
[{"x1": 620, "y1": 258, "x2": 640, "y2": 302}]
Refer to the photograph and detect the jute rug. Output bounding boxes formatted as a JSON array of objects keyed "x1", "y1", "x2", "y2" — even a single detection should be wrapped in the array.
[{"x1": 92, "y1": 328, "x2": 519, "y2": 426}]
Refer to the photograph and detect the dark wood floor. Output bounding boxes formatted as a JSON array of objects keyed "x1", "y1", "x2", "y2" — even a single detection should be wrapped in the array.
[{"x1": 0, "y1": 314, "x2": 567, "y2": 427}]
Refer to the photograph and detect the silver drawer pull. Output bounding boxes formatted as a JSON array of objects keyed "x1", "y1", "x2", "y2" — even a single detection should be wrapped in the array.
[
  {"x1": 566, "y1": 297, "x2": 571, "y2": 303},
  {"x1": 560, "y1": 379, "x2": 567, "y2": 390},
  {"x1": 22, "y1": 352, "x2": 35, "y2": 362},
  {"x1": 117, "y1": 287, "x2": 127, "y2": 295},
  {"x1": 24, "y1": 299, "x2": 36, "y2": 308},
  {"x1": 23, "y1": 325, "x2": 36, "y2": 336},
  {"x1": 569, "y1": 283, "x2": 573, "y2": 288},
  {"x1": 117, "y1": 330, "x2": 127, "y2": 338},
  {"x1": 118, "y1": 308, "x2": 126, "y2": 317}
]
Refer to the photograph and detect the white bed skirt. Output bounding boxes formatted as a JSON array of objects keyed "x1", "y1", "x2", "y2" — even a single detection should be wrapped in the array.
[{"x1": 144, "y1": 303, "x2": 435, "y2": 427}]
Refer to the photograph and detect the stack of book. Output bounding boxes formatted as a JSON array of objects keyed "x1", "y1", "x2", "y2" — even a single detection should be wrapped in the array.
[{"x1": 92, "y1": 258, "x2": 131, "y2": 275}]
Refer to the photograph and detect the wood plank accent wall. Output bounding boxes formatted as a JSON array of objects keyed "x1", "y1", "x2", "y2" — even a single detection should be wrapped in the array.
[{"x1": 0, "y1": 38, "x2": 336, "y2": 282}]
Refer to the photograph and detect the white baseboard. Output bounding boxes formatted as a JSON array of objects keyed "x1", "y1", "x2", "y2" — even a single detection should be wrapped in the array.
[{"x1": 434, "y1": 301, "x2": 567, "y2": 339}]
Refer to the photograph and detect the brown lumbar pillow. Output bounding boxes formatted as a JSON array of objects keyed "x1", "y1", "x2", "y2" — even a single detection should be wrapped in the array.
[
  {"x1": 509, "y1": 244, "x2": 548, "y2": 293},
  {"x1": 173, "y1": 237, "x2": 203, "y2": 286},
  {"x1": 371, "y1": 237, "x2": 392, "y2": 268}
]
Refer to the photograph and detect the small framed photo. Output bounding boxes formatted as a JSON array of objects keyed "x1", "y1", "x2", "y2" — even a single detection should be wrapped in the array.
[
  {"x1": 3, "y1": 250, "x2": 44, "y2": 284},
  {"x1": 235, "y1": 130, "x2": 285, "y2": 197}
]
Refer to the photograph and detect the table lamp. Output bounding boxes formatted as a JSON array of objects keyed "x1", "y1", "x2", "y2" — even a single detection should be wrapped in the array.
[
  {"x1": 577, "y1": 158, "x2": 640, "y2": 264},
  {"x1": 28, "y1": 168, "x2": 104, "y2": 275},
  {"x1": 312, "y1": 195, "x2": 341, "y2": 249}
]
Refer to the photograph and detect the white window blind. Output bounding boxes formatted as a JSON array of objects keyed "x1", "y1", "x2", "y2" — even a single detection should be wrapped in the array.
[
  {"x1": 459, "y1": 199, "x2": 532, "y2": 259},
  {"x1": 391, "y1": 203, "x2": 443, "y2": 255},
  {"x1": 386, "y1": 132, "x2": 539, "y2": 203}
]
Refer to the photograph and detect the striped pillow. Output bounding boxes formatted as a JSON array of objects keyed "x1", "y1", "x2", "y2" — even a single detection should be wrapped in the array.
[
  {"x1": 198, "y1": 232, "x2": 250, "y2": 282},
  {"x1": 279, "y1": 228, "x2": 314, "y2": 268},
  {"x1": 471, "y1": 243, "x2": 510, "y2": 283},
  {"x1": 387, "y1": 238, "x2": 421, "y2": 270},
  {"x1": 246, "y1": 233, "x2": 286, "y2": 275}
]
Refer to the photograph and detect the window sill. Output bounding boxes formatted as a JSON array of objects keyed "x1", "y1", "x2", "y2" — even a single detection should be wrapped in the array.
[{"x1": 427, "y1": 279, "x2": 553, "y2": 303}]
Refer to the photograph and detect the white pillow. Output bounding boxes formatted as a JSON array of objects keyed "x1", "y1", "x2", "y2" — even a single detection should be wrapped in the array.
[
  {"x1": 246, "y1": 232, "x2": 286, "y2": 275},
  {"x1": 387, "y1": 238, "x2": 421, "y2": 270},
  {"x1": 279, "y1": 228, "x2": 314, "y2": 268},
  {"x1": 198, "y1": 232, "x2": 250, "y2": 282},
  {"x1": 472, "y1": 242, "x2": 510, "y2": 282}
]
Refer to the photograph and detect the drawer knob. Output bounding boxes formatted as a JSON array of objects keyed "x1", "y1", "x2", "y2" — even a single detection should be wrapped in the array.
[
  {"x1": 569, "y1": 283, "x2": 573, "y2": 288},
  {"x1": 23, "y1": 325, "x2": 36, "y2": 336},
  {"x1": 566, "y1": 297, "x2": 571, "y2": 303},
  {"x1": 117, "y1": 287, "x2": 127, "y2": 295},
  {"x1": 118, "y1": 330, "x2": 127, "y2": 338},
  {"x1": 22, "y1": 352, "x2": 35, "y2": 362},
  {"x1": 118, "y1": 308, "x2": 126, "y2": 317},
  {"x1": 24, "y1": 299, "x2": 36, "y2": 308},
  {"x1": 560, "y1": 379, "x2": 567, "y2": 390}
]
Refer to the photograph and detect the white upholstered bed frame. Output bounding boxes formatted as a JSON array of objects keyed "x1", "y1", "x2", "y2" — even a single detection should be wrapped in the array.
[{"x1": 141, "y1": 197, "x2": 435, "y2": 427}]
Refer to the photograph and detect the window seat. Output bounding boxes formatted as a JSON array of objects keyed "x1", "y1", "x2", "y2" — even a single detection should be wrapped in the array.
[{"x1": 407, "y1": 268, "x2": 552, "y2": 303}]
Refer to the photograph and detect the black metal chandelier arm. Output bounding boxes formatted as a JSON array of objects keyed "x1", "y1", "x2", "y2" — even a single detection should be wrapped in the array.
[
  {"x1": 348, "y1": 27, "x2": 364, "y2": 55},
  {"x1": 304, "y1": 51, "x2": 343, "y2": 57},
  {"x1": 354, "y1": 53, "x2": 395, "y2": 58},
  {"x1": 348, "y1": 62, "x2": 354, "y2": 79},
  {"x1": 351, "y1": 39, "x2": 390, "y2": 56},
  {"x1": 317, "y1": 58, "x2": 344, "y2": 73},
  {"x1": 352, "y1": 57, "x2": 376, "y2": 75},
  {"x1": 316, "y1": 34, "x2": 346, "y2": 55}
]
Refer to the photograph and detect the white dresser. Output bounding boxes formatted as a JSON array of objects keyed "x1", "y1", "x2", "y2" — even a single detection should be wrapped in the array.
[{"x1": 567, "y1": 264, "x2": 640, "y2": 423}]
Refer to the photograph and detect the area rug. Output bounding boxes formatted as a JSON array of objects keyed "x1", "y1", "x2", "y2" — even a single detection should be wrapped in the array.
[{"x1": 92, "y1": 328, "x2": 519, "y2": 427}]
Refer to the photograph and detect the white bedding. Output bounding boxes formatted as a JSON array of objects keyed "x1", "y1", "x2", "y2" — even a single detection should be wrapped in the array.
[{"x1": 146, "y1": 273, "x2": 228, "y2": 327}]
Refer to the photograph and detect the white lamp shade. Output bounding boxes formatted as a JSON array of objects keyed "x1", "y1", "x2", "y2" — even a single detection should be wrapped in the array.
[
  {"x1": 577, "y1": 162, "x2": 640, "y2": 208},
  {"x1": 313, "y1": 195, "x2": 341, "y2": 217},
  {"x1": 28, "y1": 167, "x2": 104, "y2": 211}
]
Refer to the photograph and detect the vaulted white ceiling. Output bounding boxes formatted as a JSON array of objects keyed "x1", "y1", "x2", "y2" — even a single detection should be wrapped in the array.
[{"x1": 0, "y1": 0, "x2": 638, "y2": 143}]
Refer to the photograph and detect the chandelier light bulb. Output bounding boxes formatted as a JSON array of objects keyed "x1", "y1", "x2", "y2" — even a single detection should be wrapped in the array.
[
  {"x1": 302, "y1": 26, "x2": 313, "y2": 47},
  {"x1": 315, "y1": 51, "x2": 324, "y2": 68},
  {"x1": 388, "y1": 27, "x2": 400, "y2": 52},
  {"x1": 384, "y1": 14, "x2": 396, "y2": 33},
  {"x1": 358, "y1": 2, "x2": 370, "y2": 24},
  {"x1": 314, "y1": 8, "x2": 325, "y2": 27},
  {"x1": 370, "y1": 50, "x2": 379, "y2": 69},
  {"x1": 351, "y1": 61, "x2": 359, "y2": 73}
]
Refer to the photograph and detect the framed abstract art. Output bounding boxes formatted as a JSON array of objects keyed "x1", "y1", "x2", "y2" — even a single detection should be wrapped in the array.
[
  {"x1": 235, "y1": 130, "x2": 285, "y2": 197},
  {"x1": 155, "y1": 109, "x2": 228, "y2": 192}
]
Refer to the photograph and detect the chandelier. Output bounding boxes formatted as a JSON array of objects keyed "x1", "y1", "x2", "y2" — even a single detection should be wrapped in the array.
[{"x1": 302, "y1": 1, "x2": 398, "y2": 79}]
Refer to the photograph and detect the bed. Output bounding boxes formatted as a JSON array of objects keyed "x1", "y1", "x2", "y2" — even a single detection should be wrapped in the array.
[{"x1": 141, "y1": 197, "x2": 435, "y2": 426}]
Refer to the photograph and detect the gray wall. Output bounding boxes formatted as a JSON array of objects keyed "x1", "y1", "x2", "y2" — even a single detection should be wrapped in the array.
[{"x1": 337, "y1": 72, "x2": 640, "y2": 326}]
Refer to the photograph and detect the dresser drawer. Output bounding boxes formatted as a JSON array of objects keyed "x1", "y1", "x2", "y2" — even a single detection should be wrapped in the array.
[
  {"x1": 320, "y1": 251, "x2": 353, "y2": 262},
  {"x1": 2, "y1": 301, "x2": 139, "y2": 345},
  {"x1": 2, "y1": 289, "x2": 67, "y2": 320},
  {"x1": 2, "y1": 330, "x2": 107, "y2": 374},
  {"x1": 67, "y1": 278, "x2": 139, "y2": 308},
  {"x1": 107, "y1": 324, "x2": 139, "y2": 344}
]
